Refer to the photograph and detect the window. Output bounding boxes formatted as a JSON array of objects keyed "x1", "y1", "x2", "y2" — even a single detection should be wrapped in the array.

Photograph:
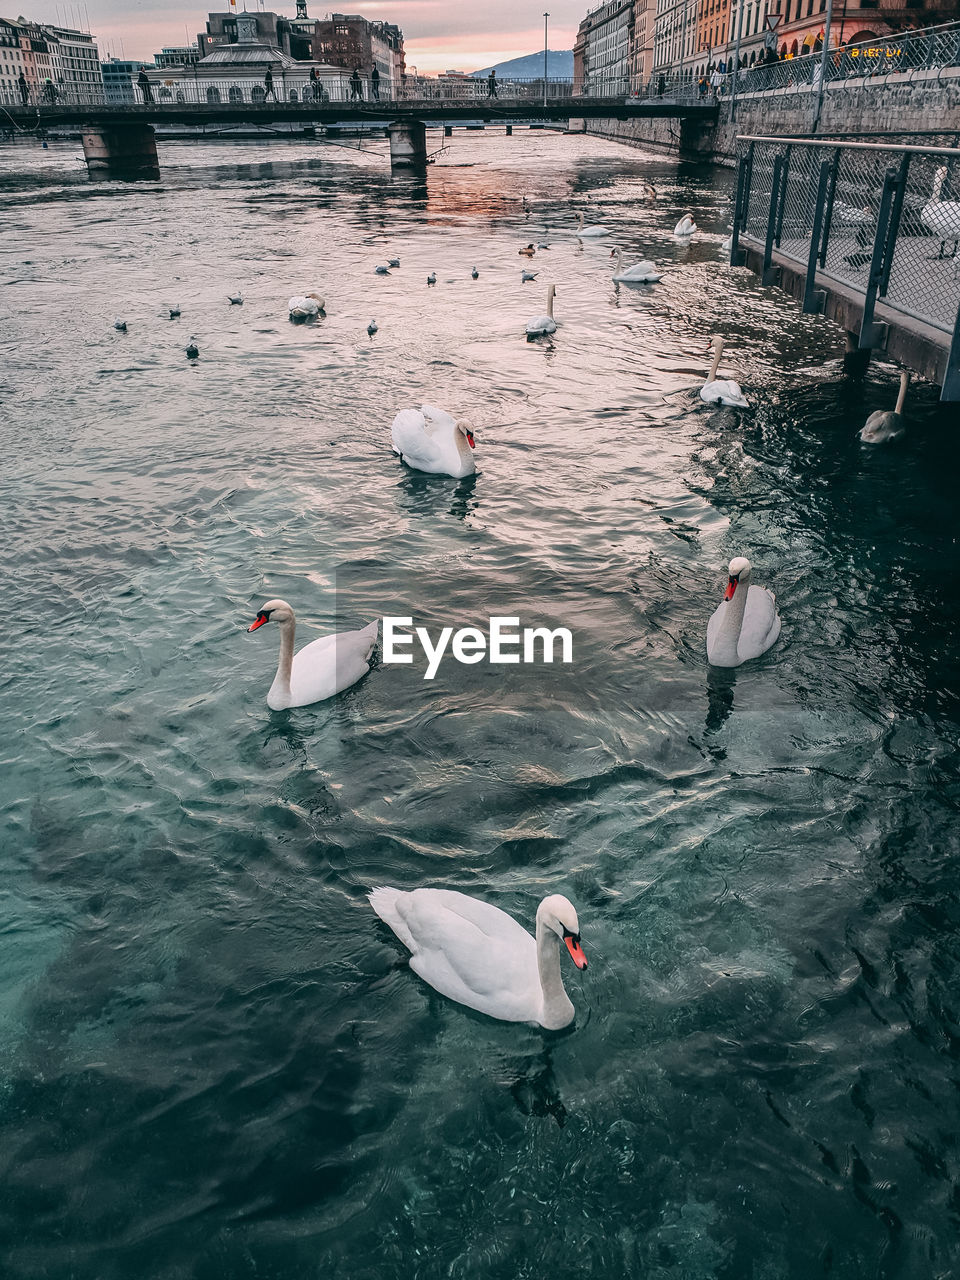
[
  {"x1": 206, "y1": 85, "x2": 221, "y2": 102},
  {"x1": 228, "y1": 85, "x2": 243, "y2": 102}
]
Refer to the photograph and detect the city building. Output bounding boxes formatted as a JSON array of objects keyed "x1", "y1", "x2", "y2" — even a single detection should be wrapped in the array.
[
  {"x1": 12, "y1": 18, "x2": 57, "y2": 95},
  {"x1": 312, "y1": 13, "x2": 405, "y2": 95},
  {"x1": 631, "y1": 0, "x2": 657, "y2": 84},
  {"x1": 652, "y1": 0, "x2": 701, "y2": 79},
  {"x1": 45, "y1": 25, "x2": 103, "y2": 100},
  {"x1": 573, "y1": 0, "x2": 634, "y2": 95},
  {"x1": 153, "y1": 45, "x2": 201, "y2": 69},
  {"x1": 101, "y1": 57, "x2": 154, "y2": 104},
  {"x1": 150, "y1": 11, "x2": 347, "y2": 103},
  {"x1": 0, "y1": 17, "x2": 26, "y2": 103}
]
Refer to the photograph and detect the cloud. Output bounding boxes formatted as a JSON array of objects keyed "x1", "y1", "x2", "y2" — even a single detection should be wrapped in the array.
[{"x1": 36, "y1": 0, "x2": 583, "y2": 69}]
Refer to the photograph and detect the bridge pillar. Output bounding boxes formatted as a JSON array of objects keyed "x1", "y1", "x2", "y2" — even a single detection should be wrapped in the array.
[
  {"x1": 505, "y1": 125, "x2": 512, "y2": 136},
  {"x1": 388, "y1": 119, "x2": 427, "y2": 172},
  {"x1": 444, "y1": 125, "x2": 452, "y2": 137},
  {"x1": 81, "y1": 123, "x2": 159, "y2": 180}
]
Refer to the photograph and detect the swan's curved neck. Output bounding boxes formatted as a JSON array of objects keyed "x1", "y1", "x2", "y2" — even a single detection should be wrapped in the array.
[
  {"x1": 895, "y1": 371, "x2": 909, "y2": 415},
  {"x1": 714, "y1": 569, "x2": 751, "y2": 659},
  {"x1": 271, "y1": 614, "x2": 296, "y2": 701},
  {"x1": 708, "y1": 341, "x2": 724, "y2": 382},
  {"x1": 547, "y1": 288, "x2": 555, "y2": 319},
  {"x1": 535, "y1": 914, "x2": 573, "y2": 1029}
]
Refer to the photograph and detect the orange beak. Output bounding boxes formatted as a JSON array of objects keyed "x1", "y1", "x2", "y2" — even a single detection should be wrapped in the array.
[
  {"x1": 565, "y1": 935, "x2": 588, "y2": 970},
  {"x1": 724, "y1": 577, "x2": 738, "y2": 601},
  {"x1": 248, "y1": 615, "x2": 267, "y2": 631},
  {"x1": 466, "y1": 431, "x2": 475, "y2": 449}
]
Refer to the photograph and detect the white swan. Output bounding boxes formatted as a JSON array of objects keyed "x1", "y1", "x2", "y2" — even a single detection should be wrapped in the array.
[
  {"x1": 611, "y1": 248, "x2": 661, "y2": 283},
  {"x1": 706, "y1": 557, "x2": 781, "y2": 668},
  {"x1": 576, "y1": 211, "x2": 608, "y2": 238},
  {"x1": 369, "y1": 888, "x2": 588, "y2": 1029},
  {"x1": 247, "y1": 599, "x2": 378, "y2": 710},
  {"x1": 391, "y1": 404, "x2": 476, "y2": 478},
  {"x1": 700, "y1": 337, "x2": 750, "y2": 408},
  {"x1": 526, "y1": 284, "x2": 557, "y2": 337},
  {"x1": 674, "y1": 211, "x2": 698, "y2": 237},
  {"x1": 860, "y1": 370, "x2": 908, "y2": 444},
  {"x1": 288, "y1": 292, "x2": 325, "y2": 319},
  {"x1": 921, "y1": 167, "x2": 960, "y2": 258}
]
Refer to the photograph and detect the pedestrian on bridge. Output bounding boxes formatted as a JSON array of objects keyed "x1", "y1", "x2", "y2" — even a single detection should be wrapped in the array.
[
  {"x1": 350, "y1": 67, "x2": 363, "y2": 100},
  {"x1": 264, "y1": 67, "x2": 277, "y2": 101},
  {"x1": 137, "y1": 69, "x2": 153, "y2": 105},
  {"x1": 371, "y1": 65, "x2": 381, "y2": 101},
  {"x1": 17, "y1": 71, "x2": 28, "y2": 105},
  {"x1": 710, "y1": 67, "x2": 723, "y2": 97},
  {"x1": 487, "y1": 68, "x2": 498, "y2": 99}
]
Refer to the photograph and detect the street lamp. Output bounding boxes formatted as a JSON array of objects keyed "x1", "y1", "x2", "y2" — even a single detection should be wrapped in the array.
[{"x1": 543, "y1": 12, "x2": 549, "y2": 107}]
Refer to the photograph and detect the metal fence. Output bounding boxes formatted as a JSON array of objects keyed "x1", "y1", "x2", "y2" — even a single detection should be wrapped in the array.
[
  {"x1": 731, "y1": 136, "x2": 960, "y2": 396},
  {"x1": 723, "y1": 19, "x2": 960, "y2": 98},
  {"x1": 0, "y1": 73, "x2": 709, "y2": 112}
]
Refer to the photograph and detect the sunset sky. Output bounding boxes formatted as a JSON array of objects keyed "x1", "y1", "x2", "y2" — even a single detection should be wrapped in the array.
[{"x1": 25, "y1": 0, "x2": 586, "y2": 71}]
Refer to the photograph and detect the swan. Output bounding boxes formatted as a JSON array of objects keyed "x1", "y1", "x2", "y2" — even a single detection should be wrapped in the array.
[
  {"x1": 374, "y1": 265, "x2": 390, "y2": 275},
  {"x1": 369, "y1": 887, "x2": 588, "y2": 1029},
  {"x1": 674, "y1": 212, "x2": 698, "y2": 237},
  {"x1": 519, "y1": 244, "x2": 536, "y2": 256},
  {"x1": 228, "y1": 292, "x2": 244, "y2": 305},
  {"x1": 169, "y1": 305, "x2": 181, "y2": 319},
  {"x1": 247, "y1": 599, "x2": 378, "y2": 710},
  {"x1": 575, "y1": 211, "x2": 608, "y2": 238},
  {"x1": 521, "y1": 269, "x2": 538, "y2": 282},
  {"x1": 700, "y1": 338, "x2": 749, "y2": 408},
  {"x1": 427, "y1": 272, "x2": 437, "y2": 285},
  {"x1": 921, "y1": 167, "x2": 960, "y2": 258},
  {"x1": 526, "y1": 284, "x2": 557, "y2": 337},
  {"x1": 388, "y1": 257, "x2": 400, "y2": 268},
  {"x1": 288, "y1": 292, "x2": 325, "y2": 319},
  {"x1": 611, "y1": 248, "x2": 661, "y2": 283},
  {"x1": 391, "y1": 404, "x2": 476, "y2": 478},
  {"x1": 185, "y1": 338, "x2": 199, "y2": 359},
  {"x1": 367, "y1": 319, "x2": 378, "y2": 335},
  {"x1": 114, "y1": 319, "x2": 127, "y2": 331},
  {"x1": 706, "y1": 557, "x2": 781, "y2": 668},
  {"x1": 860, "y1": 371, "x2": 908, "y2": 444},
  {"x1": 471, "y1": 267, "x2": 479, "y2": 279}
]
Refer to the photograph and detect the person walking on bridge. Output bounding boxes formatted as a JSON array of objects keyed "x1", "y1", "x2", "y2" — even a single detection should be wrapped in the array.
[
  {"x1": 371, "y1": 65, "x2": 381, "y2": 101},
  {"x1": 264, "y1": 67, "x2": 277, "y2": 101},
  {"x1": 17, "y1": 70, "x2": 28, "y2": 105},
  {"x1": 487, "y1": 68, "x2": 498, "y2": 99},
  {"x1": 350, "y1": 67, "x2": 363, "y2": 100},
  {"x1": 709, "y1": 66, "x2": 723, "y2": 98},
  {"x1": 137, "y1": 69, "x2": 153, "y2": 105}
]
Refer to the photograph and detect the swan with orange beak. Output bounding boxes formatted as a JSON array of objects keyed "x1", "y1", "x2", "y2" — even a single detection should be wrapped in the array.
[
  {"x1": 706, "y1": 556, "x2": 781, "y2": 667},
  {"x1": 390, "y1": 404, "x2": 477, "y2": 479}
]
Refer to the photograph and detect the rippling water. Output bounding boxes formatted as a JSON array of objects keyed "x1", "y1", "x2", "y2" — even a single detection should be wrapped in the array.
[{"x1": 2, "y1": 129, "x2": 960, "y2": 1280}]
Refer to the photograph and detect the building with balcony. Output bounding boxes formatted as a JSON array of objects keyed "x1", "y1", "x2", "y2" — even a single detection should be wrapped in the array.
[
  {"x1": 574, "y1": 0, "x2": 635, "y2": 94},
  {"x1": 312, "y1": 13, "x2": 405, "y2": 95},
  {"x1": 0, "y1": 17, "x2": 26, "y2": 103},
  {"x1": 45, "y1": 25, "x2": 103, "y2": 100}
]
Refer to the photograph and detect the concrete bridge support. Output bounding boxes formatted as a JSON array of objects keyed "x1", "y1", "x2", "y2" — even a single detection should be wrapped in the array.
[
  {"x1": 81, "y1": 123, "x2": 159, "y2": 180},
  {"x1": 388, "y1": 119, "x2": 427, "y2": 172}
]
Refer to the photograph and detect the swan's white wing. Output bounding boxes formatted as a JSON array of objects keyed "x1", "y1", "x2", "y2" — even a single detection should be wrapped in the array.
[
  {"x1": 526, "y1": 316, "x2": 556, "y2": 333},
  {"x1": 371, "y1": 888, "x2": 541, "y2": 1022},
  {"x1": 419, "y1": 403, "x2": 457, "y2": 433},
  {"x1": 706, "y1": 599, "x2": 727, "y2": 663},
  {"x1": 391, "y1": 409, "x2": 442, "y2": 468},
  {"x1": 287, "y1": 622, "x2": 376, "y2": 705},
  {"x1": 700, "y1": 379, "x2": 749, "y2": 408},
  {"x1": 737, "y1": 586, "x2": 781, "y2": 662}
]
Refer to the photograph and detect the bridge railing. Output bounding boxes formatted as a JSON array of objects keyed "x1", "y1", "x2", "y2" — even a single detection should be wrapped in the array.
[
  {"x1": 0, "y1": 72, "x2": 707, "y2": 111},
  {"x1": 720, "y1": 18, "x2": 960, "y2": 98},
  {"x1": 731, "y1": 136, "x2": 960, "y2": 396}
]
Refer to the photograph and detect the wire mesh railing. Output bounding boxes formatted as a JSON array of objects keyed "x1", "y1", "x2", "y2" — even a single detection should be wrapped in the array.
[
  {"x1": 722, "y1": 19, "x2": 960, "y2": 98},
  {"x1": 732, "y1": 135, "x2": 960, "y2": 393}
]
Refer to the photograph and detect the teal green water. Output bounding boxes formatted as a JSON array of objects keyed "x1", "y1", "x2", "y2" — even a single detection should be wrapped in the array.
[{"x1": 1, "y1": 131, "x2": 959, "y2": 1279}]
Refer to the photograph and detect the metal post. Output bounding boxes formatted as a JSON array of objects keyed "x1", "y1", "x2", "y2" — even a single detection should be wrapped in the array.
[
  {"x1": 860, "y1": 166, "x2": 898, "y2": 349},
  {"x1": 730, "y1": 153, "x2": 749, "y2": 265},
  {"x1": 819, "y1": 147, "x2": 841, "y2": 268},
  {"x1": 803, "y1": 159, "x2": 832, "y2": 312},
  {"x1": 879, "y1": 153, "x2": 910, "y2": 299},
  {"x1": 543, "y1": 12, "x2": 549, "y2": 107},
  {"x1": 729, "y1": 0, "x2": 746, "y2": 121},
  {"x1": 762, "y1": 154, "x2": 785, "y2": 284},
  {"x1": 812, "y1": 0, "x2": 835, "y2": 132},
  {"x1": 942, "y1": 298, "x2": 960, "y2": 401},
  {"x1": 774, "y1": 144, "x2": 791, "y2": 247}
]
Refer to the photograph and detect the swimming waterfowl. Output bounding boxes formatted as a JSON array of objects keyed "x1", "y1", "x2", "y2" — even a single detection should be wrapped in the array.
[{"x1": 247, "y1": 600, "x2": 378, "y2": 710}]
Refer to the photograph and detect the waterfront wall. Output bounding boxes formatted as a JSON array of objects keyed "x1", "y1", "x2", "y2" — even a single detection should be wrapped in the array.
[{"x1": 585, "y1": 69, "x2": 960, "y2": 164}]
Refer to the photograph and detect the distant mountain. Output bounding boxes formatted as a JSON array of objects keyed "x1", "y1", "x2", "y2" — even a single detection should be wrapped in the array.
[{"x1": 471, "y1": 51, "x2": 573, "y2": 80}]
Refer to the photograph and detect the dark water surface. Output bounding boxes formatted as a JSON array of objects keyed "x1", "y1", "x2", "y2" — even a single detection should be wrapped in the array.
[{"x1": 1, "y1": 130, "x2": 959, "y2": 1280}]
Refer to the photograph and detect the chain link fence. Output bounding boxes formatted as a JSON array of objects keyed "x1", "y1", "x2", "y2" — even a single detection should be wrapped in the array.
[{"x1": 737, "y1": 137, "x2": 960, "y2": 336}]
